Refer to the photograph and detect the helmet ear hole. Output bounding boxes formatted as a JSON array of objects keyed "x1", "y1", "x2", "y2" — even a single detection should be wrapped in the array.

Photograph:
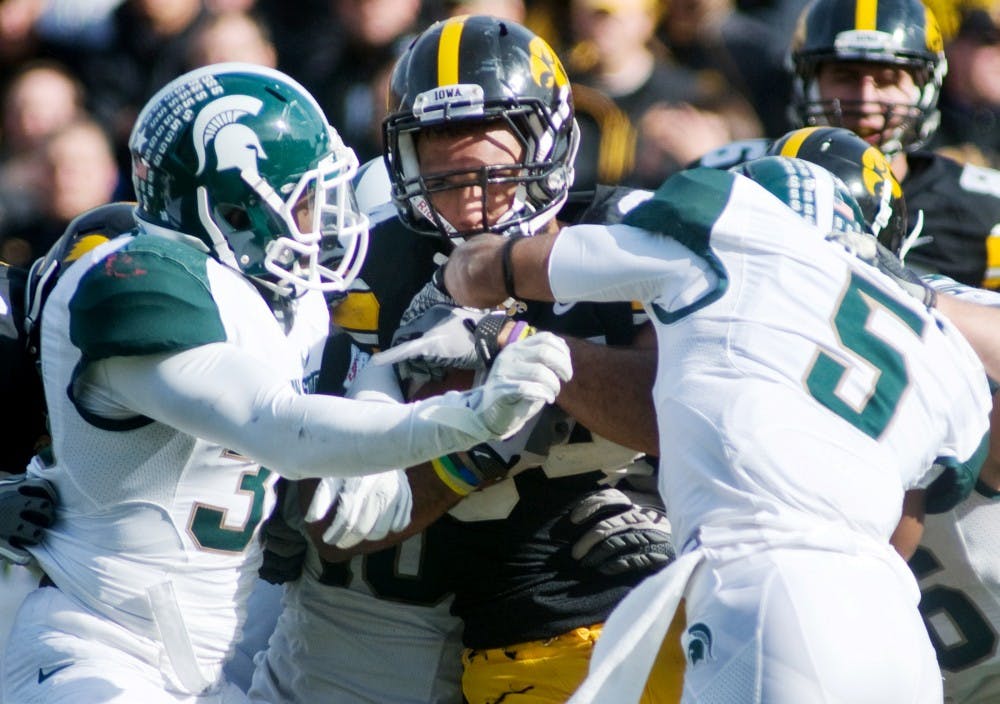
[{"x1": 217, "y1": 204, "x2": 251, "y2": 230}]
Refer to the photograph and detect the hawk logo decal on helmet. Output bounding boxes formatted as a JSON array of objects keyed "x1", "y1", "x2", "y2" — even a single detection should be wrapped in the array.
[
  {"x1": 383, "y1": 16, "x2": 580, "y2": 243},
  {"x1": 529, "y1": 36, "x2": 568, "y2": 90}
]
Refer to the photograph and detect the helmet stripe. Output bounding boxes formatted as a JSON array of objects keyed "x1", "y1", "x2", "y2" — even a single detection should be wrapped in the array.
[
  {"x1": 855, "y1": 0, "x2": 877, "y2": 30},
  {"x1": 437, "y1": 17, "x2": 465, "y2": 87},
  {"x1": 777, "y1": 126, "x2": 821, "y2": 157}
]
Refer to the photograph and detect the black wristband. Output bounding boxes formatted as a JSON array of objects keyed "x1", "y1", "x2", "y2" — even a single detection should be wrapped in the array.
[
  {"x1": 431, "y1": 263, "x2": 449, "y2": 295},
  {"x1": 465, "y1": 443, "x2": 519, "y2": 483},
  {"x1": 501, "y1": 234, "x2": 525, "y2": 300}
]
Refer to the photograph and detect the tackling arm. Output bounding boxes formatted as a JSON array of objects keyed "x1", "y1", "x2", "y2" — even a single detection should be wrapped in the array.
[
  {"x1": 83, "y1": 337, "x2": 569, "y2": 480},
  {"x1": 936, "y1": 293, "x2": 1000, "y2": 383},
  {"x1": 558, "y1": 327, "x2": 659, "y2": 456}
]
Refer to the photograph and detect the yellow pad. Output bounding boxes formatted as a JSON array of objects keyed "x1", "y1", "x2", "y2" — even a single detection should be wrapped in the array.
[{"x1": 462, "y1": 605, "x2": 686, "y2": 703}]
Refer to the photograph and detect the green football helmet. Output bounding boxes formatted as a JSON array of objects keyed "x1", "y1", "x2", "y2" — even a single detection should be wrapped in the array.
[
  {"x1": 129, "y1": 63, "x2": 369, "y2": 297},
  {"x1": 732, "y1": 156, "x2": 869, "y2": 236},
  {"x1": 768, "y1": 126, "x2": 906, "y2": 253}
]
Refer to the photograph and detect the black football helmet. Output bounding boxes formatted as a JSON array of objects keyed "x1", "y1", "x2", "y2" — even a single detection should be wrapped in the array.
[
  {"x1": 768, "y1": 126, "x2": 906, "y2": 252},
  {"x1": 383, "y1": 15, "x2": 580, "y2": 245},
  {"x1": 790, "y1": 0, "x2": 947, "y2": 155}
]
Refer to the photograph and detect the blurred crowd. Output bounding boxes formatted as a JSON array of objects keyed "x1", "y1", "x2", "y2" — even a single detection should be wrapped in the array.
[{"x1": 1, "y1": 0, "x2": 998, "y2": 267}]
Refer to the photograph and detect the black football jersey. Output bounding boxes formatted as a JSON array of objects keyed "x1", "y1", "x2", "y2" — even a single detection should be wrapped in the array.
[
  {"x1": 319, "y1": 187, "x2": 661, "y2": 647},
  {"x1": 902, "y1": 151, "x2": 1000, "y2": 290}
]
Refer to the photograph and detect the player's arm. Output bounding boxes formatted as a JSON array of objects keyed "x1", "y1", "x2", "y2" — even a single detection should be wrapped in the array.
[
  {"x1": 80, "y1": 333, "x2": 569, "y2": 480},
  {"x1": 936, "y1": 293, "x2": 1000, "y2": 382},
  {"x1": 976, "y1": 389, "x2": 1000, "y2": 493},
  {"x1": 889, "y1": 489, "x2": 925, "y2": 560},
  {"x1": 557, "y1": 326, "x2": 659, "y2": 456},
  {"x1": 444, "y1": 224, "x2": 713, "y2": 311}
]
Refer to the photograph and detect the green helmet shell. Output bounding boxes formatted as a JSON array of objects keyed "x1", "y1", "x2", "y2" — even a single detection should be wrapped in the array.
[
  {"x1": 129, "y1": 63, "x2": 368, "y2": 297},
  {"x1": 733, "y1": 156, "x2": 869, "y2": 236}
]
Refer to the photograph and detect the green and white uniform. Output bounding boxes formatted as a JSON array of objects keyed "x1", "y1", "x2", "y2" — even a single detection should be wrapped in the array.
[{"x1": 543, "y1": 168, "x2": 991, "y2": 704}]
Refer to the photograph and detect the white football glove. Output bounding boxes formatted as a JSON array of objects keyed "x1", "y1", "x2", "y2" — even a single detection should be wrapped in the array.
[
  {"x1": 304, "y1": 470, "x2": 413, "y2": 549},
  {"x1": 466, "y1": 331, "x2": 572, "y2": 439},
  {"x1": 372, "y1": 304, "x2": 488, "y2": 384},
  {"x1": 399, "y1": 270, "x2": 456, "y2": 327}
]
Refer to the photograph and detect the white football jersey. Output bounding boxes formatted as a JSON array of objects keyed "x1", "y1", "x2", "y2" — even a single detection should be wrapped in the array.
[
  {"x1": 28, "y1": 232, "x2": 329, "y2": 684},
  {"x1": 915, "y1": 276, "x2": 1000, "y2": 704},
  {"x1": 548, "y1": 167, "x2": 991, "y2": 552}
]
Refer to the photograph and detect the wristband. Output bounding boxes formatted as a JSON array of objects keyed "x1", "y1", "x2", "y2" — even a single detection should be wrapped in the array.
[
  {"x1": 431, "y1": 453, "x2": 481, "y2": 496},
  {"x1": 500, "y1": 320, "x2": 534, "y2": 346},
  {"x1": 501, "y1": 234, "x2": 526, "y2": 300}
]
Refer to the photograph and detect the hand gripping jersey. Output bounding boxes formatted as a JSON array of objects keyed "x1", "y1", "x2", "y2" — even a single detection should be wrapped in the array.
[{"x1": 27, "y1": 231, "x2": 329, "y2": 690}]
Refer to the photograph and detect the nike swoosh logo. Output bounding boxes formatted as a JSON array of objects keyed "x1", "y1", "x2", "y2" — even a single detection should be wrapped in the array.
[
  {"x1": 552, "y1": 301, "x2": 575, "y2": 316},
  {"x1": 38, "y1": 663, "x2": 72, "y2": 683}
]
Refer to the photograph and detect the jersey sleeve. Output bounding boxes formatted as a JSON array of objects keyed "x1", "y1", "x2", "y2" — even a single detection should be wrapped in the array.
[
  {"x1": 548, "y1": 168, "x2": 735, "y2": 315},
  {"x1": 69, "y1": 237, "x2": 226, "y2": 361}
]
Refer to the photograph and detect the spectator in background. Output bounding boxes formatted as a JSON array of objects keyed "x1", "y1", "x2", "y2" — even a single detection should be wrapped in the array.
[
  {"x1": 184, "y1": 10, "x2": 278, "y2": 69},
  {"x1": 60, "y1": 0, "x2": 209, "y2": 196},
  {"x1": 442, "y1": 0, "x2": 525, "y2": 21},
  {"x1": 0, "y1": 119, "x2": 119, "y2": 266},
  {"x1": 0, "y1": 60, "x2": 84, "y2": 164},
  {"x1": 568, "y1": 0, "x2": 761, "y2": 189},
  {"x1": 0, "y1": 0, "x2": 47, "y2": 75},
  {"x1": 0, "y1": 61, "x2": 88, "y2": 253},
  {"x1": 308, "y1": 0, "x2": 423, "y2": 163},
  {"x1": 658, "y1": 0, "x2": 794, "y2": 137},
  {"x1": 931, "y1": 8, "x2": 1000, "y2": 168}
]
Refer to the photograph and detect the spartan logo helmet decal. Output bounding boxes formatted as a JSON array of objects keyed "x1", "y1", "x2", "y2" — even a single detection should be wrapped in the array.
[
  {"x1": 685, "y1": 622, "x2": 714, "y2": 666},
  {"x1": 193, "y1": 95, "x2": 265, "y2": 179}
]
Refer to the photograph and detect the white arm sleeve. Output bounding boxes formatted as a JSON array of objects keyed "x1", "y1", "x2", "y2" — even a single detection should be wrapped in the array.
[
  {"x1": 547, "y1": 223, "x2": 718, "y2": 306},
  {"x1": 84, "y1": 342, "x2": 497, "y2": 479}
]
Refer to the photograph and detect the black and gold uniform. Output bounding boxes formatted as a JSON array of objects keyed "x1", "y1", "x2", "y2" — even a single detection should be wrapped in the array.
[{"x1": 315, "y1": 184, "x2": 683, "y2": 703}]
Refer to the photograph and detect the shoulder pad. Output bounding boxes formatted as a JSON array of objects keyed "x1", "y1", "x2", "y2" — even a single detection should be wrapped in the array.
[
  {"x1": 25, "y1": 202, "x2": 138, "y2": 353},
  {"x1": 562, "y1": 186, "x2": 654, "y2": 226},
  {"x1": 69, "y1": 235, "x2": 226, "y2": 361}
]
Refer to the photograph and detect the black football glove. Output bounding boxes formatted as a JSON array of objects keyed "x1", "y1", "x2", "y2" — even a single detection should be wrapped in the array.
[
  {"x1": 0, "y1": 473, "x2": 56, "y2": 565},
  {"x1": 564, "y1": 487, "x2": 675, "y2": 577}
]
